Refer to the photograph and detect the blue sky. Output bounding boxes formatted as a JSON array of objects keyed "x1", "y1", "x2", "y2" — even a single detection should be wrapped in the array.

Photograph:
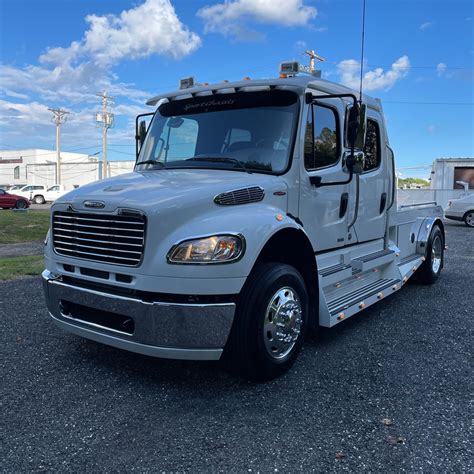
[{"x1": 0, "y1": 0, "x2": 472, "y2": 178}]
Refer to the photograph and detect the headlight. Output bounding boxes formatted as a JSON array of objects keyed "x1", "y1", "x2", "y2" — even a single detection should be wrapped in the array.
[{"x1": 167, "y1": 234, "x2": 245, "y2": 264}]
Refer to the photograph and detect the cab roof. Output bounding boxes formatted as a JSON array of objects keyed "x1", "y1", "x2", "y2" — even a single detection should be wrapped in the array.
[{"x1": 146, "y1": 75, "x2": 381, "y2": 111}]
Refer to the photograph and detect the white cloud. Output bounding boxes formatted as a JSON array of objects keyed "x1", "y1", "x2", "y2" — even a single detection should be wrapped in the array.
[
  {"x1": 0, "y1": 0, "x2": 201, "y2": 149},
  {"x1": 436, "y1": 63, "x2": 447, "y2": 77},
  {"x1": 197, "y1": 0, "x2": 317, "y2": 39},
  {"x1": 337, "y1": 56, "x2": 411, "y2": 92},
  {"x1": 419, "y1": 21, "x2": 432, "y2": 30}
]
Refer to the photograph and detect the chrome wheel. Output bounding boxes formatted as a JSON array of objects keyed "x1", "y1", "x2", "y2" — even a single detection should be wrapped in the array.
[
  {"x1": 465, "y1": 212, "x2": 474, "y2": 227},
  {"x1": 263, "y1": 287, "x2": 303, "y2": 360},
  {"x1": 431, "y1": 235, "x2": 442, "y2": 274}
]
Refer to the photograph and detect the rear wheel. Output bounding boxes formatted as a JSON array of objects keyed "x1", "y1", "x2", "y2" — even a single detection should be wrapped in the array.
[
  {"x1": 15, "y1": 199, "x2": 27, "y2": 209},
  {"x1": 33, "y1": 195, "x2": 45, "y2": 204},
  {"x1": 225, "y1": 262, "x2": 308, "y2": 380},
  {"x1": 463, "y1": 211, "x2": 474, "y2": 227},
  {"x1": 416, "y1": 225, "x2": 444, "y2": 284}
]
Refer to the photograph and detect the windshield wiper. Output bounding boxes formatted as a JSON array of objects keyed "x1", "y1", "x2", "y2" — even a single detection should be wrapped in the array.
[
  {"x1": 186, "y1": 156, "x2": 252, "y2": 173},
  {"x1": 136, "y1": 160, "x2": 165, "y2": 168}
]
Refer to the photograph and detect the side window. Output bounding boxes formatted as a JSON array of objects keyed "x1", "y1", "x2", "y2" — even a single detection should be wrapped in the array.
[
  {"x1": 363, "y1": 119, "x2": 381, "y2": 172},
  {"x1": 304, "y1": 104, "x2": 339, "y2": 170},
  {"x1": 23, "y1": 186, "x2": 32, "y2": 191},
  {"x1": 48, "y1": 186, "x2": 59, "y2": 192},
  {"x1": 33, "y1": 186, "x2": 44, "y2": 190}
]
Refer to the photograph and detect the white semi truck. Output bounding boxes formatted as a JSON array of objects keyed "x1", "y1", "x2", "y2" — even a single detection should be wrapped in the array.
[{"x1": 42, "y1": 62, "x2": 445, "y2": 379}]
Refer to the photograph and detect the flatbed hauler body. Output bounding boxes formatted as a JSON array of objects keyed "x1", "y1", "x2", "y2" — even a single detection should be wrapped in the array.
[{"x1": 43, "y1": 66, "x2": 444, "y2": 379}]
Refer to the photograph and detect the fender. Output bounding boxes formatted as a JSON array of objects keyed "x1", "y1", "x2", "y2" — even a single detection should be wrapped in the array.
[{"x1": 416, "y1": 216, "x2": 445, "y2": 256}]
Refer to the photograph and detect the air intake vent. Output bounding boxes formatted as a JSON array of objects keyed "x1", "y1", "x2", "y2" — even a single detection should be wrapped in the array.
[{"x1": 214, "y1": 186, "x2": 264, "y2": 206}]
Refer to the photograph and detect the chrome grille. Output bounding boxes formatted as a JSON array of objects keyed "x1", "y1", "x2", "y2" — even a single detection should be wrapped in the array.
[
  {"x1": 52, "y1": 211, "x2": 145, "y2": 266},
  {"x1": 214, "y1": 186, "x2": 264, "y2": 206}
]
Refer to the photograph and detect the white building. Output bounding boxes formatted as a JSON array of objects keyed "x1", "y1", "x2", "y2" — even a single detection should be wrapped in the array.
[
  {"x1": 430, "y1": 157, "x2": 474, "y2": 190},
  {"x1": 398, "y1": 157, "x2": 474, "y2": 208},
  {"x1": 0, "y1": 148, "x2": 100, "y2": 188}
]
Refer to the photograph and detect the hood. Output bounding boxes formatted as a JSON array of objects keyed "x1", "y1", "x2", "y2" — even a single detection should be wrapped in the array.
[{"x1": 57, "y1": 169, "x2": 288, "y2": 215}]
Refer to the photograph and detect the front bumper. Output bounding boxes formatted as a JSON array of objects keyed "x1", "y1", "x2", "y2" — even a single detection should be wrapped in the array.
[{"x1": 42, "y1": 270, "x2": 235, "y2": 360}]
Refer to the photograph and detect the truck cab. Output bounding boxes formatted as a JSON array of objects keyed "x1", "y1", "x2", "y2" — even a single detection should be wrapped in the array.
[{"x1": 42, "y1": 64, "x2": 444, "y2": 379}]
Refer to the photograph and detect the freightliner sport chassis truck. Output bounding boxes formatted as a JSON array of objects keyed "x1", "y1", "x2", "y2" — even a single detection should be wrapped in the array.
[{"x1": 42, "y1": 62, "x2": 445, "y2": 380}]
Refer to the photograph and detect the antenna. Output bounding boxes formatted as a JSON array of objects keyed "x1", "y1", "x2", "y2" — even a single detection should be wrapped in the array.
[{"x1": 359, "y1": 0, "x2": 367, "y2": 102}]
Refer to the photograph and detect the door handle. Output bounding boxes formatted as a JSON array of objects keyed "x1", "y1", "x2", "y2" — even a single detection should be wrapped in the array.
[
  {"x1": 339, "y1": 192, "x2": 349, "y2": 218},
  {"x1": 380, "y1": 192, "x2": 387, "y2": 214}
]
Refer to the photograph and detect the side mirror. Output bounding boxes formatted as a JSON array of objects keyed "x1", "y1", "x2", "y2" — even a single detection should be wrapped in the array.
[
  {"x1": 347, "y1": 103, "x2": 367, "y2": 150},
  {"x1": 138, "y1": 120, "x2": 147, "y2": 148}
]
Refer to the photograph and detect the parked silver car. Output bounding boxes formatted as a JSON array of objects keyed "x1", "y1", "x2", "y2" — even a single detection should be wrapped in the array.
[{"x1": 445, "y1": 193, "x2": 474, "y2": 227}]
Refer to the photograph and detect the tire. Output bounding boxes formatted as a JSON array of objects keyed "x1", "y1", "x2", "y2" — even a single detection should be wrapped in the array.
[
  {"x1": 33, "y1": 194, "x2": 45, "y2": 204},
  {"x1": 463, "y1": 210, "x2": 474, "y2": 228},
  {"x1": 415, "y1": 225, "x2": 444, "y2": 285},
  {"x1": 15, "y1": 199, "x2": 27, "y2": 209},
  {"x1": 224, "y1": 262, "x2": 308, "y2": 381}
]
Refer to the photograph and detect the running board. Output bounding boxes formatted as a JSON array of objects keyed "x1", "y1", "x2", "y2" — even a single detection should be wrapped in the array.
[
  {"x1": 328, "y1": 278, "x2": 400, "y2": 315},
  {"x1": 319, "y1": 276, "x2": 402, "y2": 327}
]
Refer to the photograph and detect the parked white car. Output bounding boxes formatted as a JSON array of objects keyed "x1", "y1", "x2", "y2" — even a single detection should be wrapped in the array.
[
  {"x1": 15, "y1": 185, "x2": 48, "y2": 203},
  {"x1": 445, "y1": 193, "x2": 474, "y2": 227},
  {"x1": 15, "y1": 184, "x2": 74, "y2": 204}
]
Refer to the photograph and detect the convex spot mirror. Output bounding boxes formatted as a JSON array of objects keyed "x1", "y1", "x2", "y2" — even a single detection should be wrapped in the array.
[{"x1": 343, "y1": 151, "x2": 365, "y2": 175}]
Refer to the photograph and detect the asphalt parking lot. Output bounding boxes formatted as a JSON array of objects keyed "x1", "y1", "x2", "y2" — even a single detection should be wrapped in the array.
[{"x1": 1, "y1": 221, "x2": 472, "y2": 472}]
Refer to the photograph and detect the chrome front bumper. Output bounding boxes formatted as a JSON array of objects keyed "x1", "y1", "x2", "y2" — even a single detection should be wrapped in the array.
[{"x1": 42, "y1": 270, "x2": 235, "y2": 360}]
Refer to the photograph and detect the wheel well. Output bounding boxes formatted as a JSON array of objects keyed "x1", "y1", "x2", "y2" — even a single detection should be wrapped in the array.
[
  {"x1": 463, "y1": 210, "x2": 474, "y2": 219},
  {"x1": 254, "y1": 228, "x2": 319, "y2": 329}
]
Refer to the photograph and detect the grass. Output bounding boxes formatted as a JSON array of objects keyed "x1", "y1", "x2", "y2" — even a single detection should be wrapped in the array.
[
  {"x1": 0, "y1": 209, "x2": 50, "y2": 244},
  {"x1": 0, "y1": 255, "x2": 44, "y2": 281}
]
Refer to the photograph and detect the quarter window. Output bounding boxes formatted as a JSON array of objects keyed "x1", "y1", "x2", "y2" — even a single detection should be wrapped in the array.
[
  {"x1": 363, "y1": 119, "x2": 381, "y2": 172},
  {"x1": 304, "y1": 105, "x2": 339, "y2": 170}
]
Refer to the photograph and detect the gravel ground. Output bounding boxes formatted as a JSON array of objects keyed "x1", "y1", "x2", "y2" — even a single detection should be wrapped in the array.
[{"x1": 1, "y1": 221, "x2": 472, "y2": 472}]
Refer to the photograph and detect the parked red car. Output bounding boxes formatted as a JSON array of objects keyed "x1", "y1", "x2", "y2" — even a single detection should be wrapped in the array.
[{"x1": 0, "y1": 189, "x2": 30, "y2": 209}]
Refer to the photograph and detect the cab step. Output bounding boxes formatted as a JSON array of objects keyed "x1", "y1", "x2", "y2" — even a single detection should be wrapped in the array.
[{"x1": 352, "y1": 248, "x2": 395, "y2": 272}]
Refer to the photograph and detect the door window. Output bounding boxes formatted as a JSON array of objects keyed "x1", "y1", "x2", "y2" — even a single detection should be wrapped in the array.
[
  {"x1": 304, "y1": 104, "x2": 340, "y2": 170},
  {"x1": 363, "y1": 119, "x2": 381, "y2": 172},
  {"x1": 48, "y1": 186, "x2": 60, "y2": 192}
]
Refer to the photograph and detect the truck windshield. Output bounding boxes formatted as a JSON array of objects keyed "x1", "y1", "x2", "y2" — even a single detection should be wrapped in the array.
[{"x1": 136, "y1": 90, "x2": 299, "y2": 174}]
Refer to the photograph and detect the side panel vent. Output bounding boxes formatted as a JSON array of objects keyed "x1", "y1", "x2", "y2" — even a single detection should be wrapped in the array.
[{"x1": 214, "y1": 186, "x2": 264, "y2": 206}]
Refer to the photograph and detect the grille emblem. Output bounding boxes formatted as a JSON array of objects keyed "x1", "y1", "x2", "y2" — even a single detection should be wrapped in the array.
[{"x1": 83, "y1": 200, "x2": 105, "y2": 209}]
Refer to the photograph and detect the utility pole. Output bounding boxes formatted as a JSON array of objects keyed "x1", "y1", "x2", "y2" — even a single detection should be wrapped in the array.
[
  {"x1": 304, "y1": 50, "x2": 325, "y2": 74},
  {"x1": 48, "y1": 108, "x2": 69, "y2": 184},
  {"x1": 95, "y1": 92, "x2": 114, "y2": 179}
]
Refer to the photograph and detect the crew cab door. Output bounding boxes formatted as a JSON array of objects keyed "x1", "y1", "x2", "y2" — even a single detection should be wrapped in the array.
[
  {"x1": 298, "y1": 99, "x2": 351, "y2": 252},
  {"x1": 350, "y1": 113, "x2": 390, "y2": 242}
]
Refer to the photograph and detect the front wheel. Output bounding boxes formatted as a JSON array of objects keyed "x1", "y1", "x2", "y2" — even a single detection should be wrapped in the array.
[
  {"x1": 464, "y1": 211, "x2": 474, "y2": 228},
  {"x1": 225, "y1": 263, "x2": 308, "y2": 380}
]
